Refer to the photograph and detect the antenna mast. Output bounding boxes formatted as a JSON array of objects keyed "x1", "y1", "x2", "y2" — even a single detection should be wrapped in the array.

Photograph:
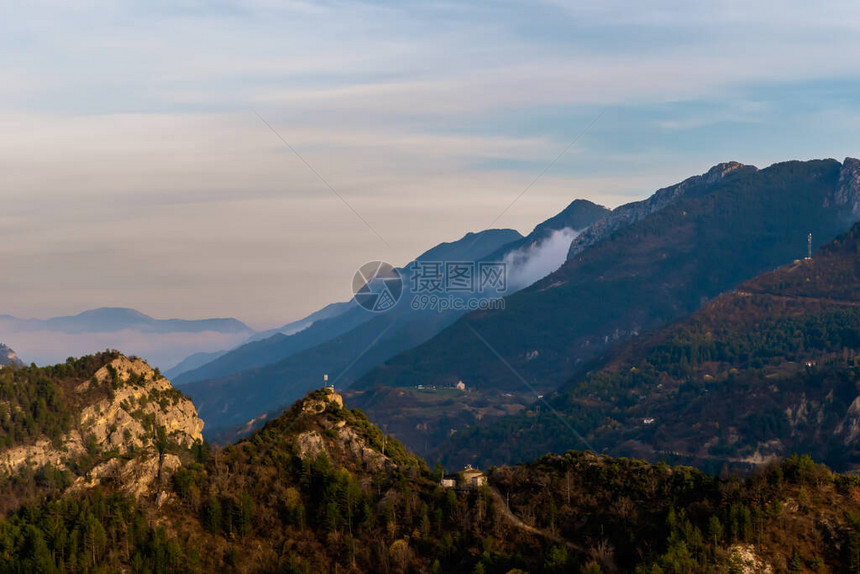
[{"x1": 807, "y1": 233, "x2": 812, "y2": 260}]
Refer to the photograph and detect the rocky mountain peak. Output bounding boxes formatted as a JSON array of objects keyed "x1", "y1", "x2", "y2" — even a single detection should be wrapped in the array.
[
  {"x1": 0, "y1": 343, "x2": 22, "y2": 369},
  {"x1": 0, "y1": 353, "x2": 204, "y2": 500},
  {"x1": 825, "y1": 156, "x2": 860, "y2": 216},
  {"x1": 702, "y1": 160, "x2": 748, "y2": 182},
  {"x1": 78, "y1": 356, "x2": 204, "y2": 451},
  {"x1": 300, "y1": 385, "x2": 344, "y2": 415},
  {"x1": 567, "y1": 161, "x2": 756, "y2": 259},
  {"x1": 251, "y1": 387, "x2": 420, "y2": 475}
]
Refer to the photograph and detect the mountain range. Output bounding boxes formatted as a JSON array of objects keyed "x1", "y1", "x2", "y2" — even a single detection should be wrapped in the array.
[
  {"x1": 0, "y1": 307, "x2": 250, "y2": 334},
  {"x1": 348, "y1": 158, "x2": 860, "y2": 457},
  {"x1": 7, "y1": 157, "x2": 860, "y2": 570},
  {"x1": 0, "y1": 307, "x2": 255, "y2": 371},
  {"x1": 176, "y1": 202, "x2": 610, "y2": 436},
  {"x1": 438, "y1": 218, "x2": 860, "y2": 472},
  {"x1": 152, "y1": 157, "x2": 860, "y2": 450}
]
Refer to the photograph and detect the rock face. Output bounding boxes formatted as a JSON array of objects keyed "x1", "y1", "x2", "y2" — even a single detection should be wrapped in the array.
[
  {"x1": 72, "y1": 453, "x2": 183, "y2": 498},
  {"x1": 567, "y1": 162, "x2": 755, "y2": 259},
  {"x1": 0, "y1": 343, "x2": 22, "y2": 369},
  {"x1": 836, "y1": 396, "x2": 860, "y2": 444},
  {"x1": 0, "y1": 437, "x2": 85, "y2": 475},
  {"x1": 78, "y1": 356, "x2": 204, "y2": 452},
  {"x1": 0, "y1": 355, "x2": 204, "y2": 499},
  {"x1": 824, "y1": 157, "x2": 860, "y2": 217},
  {"x1": 294, "y1": 387, "x2": 393, "y2": 472},
  {"x1": 301, "y1": 386, "x2": 344, "y2": 415}
]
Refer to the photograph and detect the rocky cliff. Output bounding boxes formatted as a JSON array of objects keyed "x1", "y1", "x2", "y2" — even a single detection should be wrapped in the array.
[
  {"x1": 0, "y1": 343, "x2": 22, "y2": 369},
  {"x1": 824, "y1": 156, "x2": 860, "y2": 217},
  {"x1": 0, "y1": 354, "x2": 204, "y2": 500},
  {"x1": 289, "y1": 387, "x2": 396, "y2": 472}
]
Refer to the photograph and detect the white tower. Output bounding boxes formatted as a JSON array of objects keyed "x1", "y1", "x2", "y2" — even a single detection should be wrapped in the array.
[{"x1": 807, "y1": 233, "x2": 812, "y2": 260}]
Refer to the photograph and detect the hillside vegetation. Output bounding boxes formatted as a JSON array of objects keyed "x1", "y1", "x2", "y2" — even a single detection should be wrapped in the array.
[
  {"x1": 1, "y1": 376, "x2": 860, "y2": 572},
  {"x1": 439, "y1": 221, "x2": 860, "y2": 474}
]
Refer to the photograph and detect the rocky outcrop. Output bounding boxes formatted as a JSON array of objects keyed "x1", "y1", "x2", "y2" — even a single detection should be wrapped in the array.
[
  {"x1": 567, "y1": 162, "x2": 755, "y2": 259},
  {"x1": 0, "y1": 356, "x2": 204, "y2": 500},
  {"x1": 836, "y1": 396, "x2": 860, "y2": 444},
  {"x1": 301, "y1": 386, "x2": 344, "y2": 415},
  {"x1": 79, "y1": 356, "x2": 204, "y2": 452},
  {"x1": 72, "y1": 454, "x2": 183, "y2": 500},
  {"x1": 0, "y1": 343, "x2": 22, "y2": 369},
  {"x1": 824, "y1": 157, "x2": 860, "y2": 217},
  {"x1": 294, "y1": 387, "x2": 394, "y2": 472},
  {"x1": 0, "y1": 434, "x2": 85, "y2": 474},
  {"x1": 336, "y1": 425, "x2": 392, "y2": 472},
  {"x1": 296, "y1": 430, "x2": 326, "y2": 458},
  {"x1": 728, "y1": 544, "x2": 773, "y2": 574}
]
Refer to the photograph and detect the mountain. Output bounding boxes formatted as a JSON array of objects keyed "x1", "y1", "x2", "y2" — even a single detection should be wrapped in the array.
[
  {"x1": 2, "y1": 369, "x2": 860, "y2": 572},
  {"x1": 485, "y1": 198, "x2": 612, "y2": 262},
  {"x1": 414, "y1": 227, "x2": 525, "y2": 263},
  {"x1": 179, "y1": 202, "x2": 609, "y2": 437},
  {"x1": 566, "y1": 161, "x2": 755, "y2": 259},
  {"x1": 0, "y1": 352, "x2": 203, "y2": 513},
  {"x1": 242, "y1": 299, "x2": 358, "y2": 344},
  {"x1": 0, "y1": 307, "x2": 255, "y2": 372},
  {"x1": 0, "y1": 307, "x2": 251, "y2": 334},
  {"x1": 0, "y1": 343, "x2": 22, "y2": 369},
  {"x1": 350, "y1": 158, "x2": 860, "y2": 457},
  {"x1": 439, "y1": 219, "x2": 860, "y2": 472},
  {"x1": 172, "y1": 228, "x2": 524, "y2": 387}
]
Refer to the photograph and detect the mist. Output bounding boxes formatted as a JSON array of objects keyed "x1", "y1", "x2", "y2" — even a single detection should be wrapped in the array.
[
  {"x1": 0, "y1": 329, "x2": 250, "y2": 372},
  {"x1": 503, "y1": 227, "x2": 581, "y2": 292}
]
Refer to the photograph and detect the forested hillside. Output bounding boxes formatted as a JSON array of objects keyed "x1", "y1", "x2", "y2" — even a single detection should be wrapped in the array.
[
  {"x1": 438, "y1": 221, "x2": 860, "y2": 474},
  {"x1": 2, "y1": 380, "x2": 860, "y2": 572}
]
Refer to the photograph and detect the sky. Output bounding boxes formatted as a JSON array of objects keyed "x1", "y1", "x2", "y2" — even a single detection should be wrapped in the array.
[{"x1": 1, "y1": 0, "x2": 859, "y2": 328}]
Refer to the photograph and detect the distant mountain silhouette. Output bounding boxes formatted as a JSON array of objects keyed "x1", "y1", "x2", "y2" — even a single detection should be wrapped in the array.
[
  {"x1": 0, "y1": 307, "x2": 251, "y2": 334},
  {"x1": 173, "y1": 228, "x2": 525, "y2": 387},
  {"x1": 0, "y1": 308, "x2": 254, "y2": 371},
  {"x1": 180, "y1": 202, "x2": 610, "y2": 435}
]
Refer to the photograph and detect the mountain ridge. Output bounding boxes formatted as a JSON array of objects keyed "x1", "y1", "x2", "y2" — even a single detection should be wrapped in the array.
[
  {"x1": 567, "y1": 161, "x2": 756, "y2": 259},
  {"x1": 178, "y1": 203, "x2": 609, "y2": 436},
  {"x1": 350, "y1": 158, "x2": 860, "y2": 458},
  {"x1": 0, "y1": 307, "x2": 252, "y2": 334},
  {"x1": 172, "y1": 227, "x2": 524, "y2": 387},
  {"x1": 438, "y1": 219, "x2": 860, "y2": 472}
]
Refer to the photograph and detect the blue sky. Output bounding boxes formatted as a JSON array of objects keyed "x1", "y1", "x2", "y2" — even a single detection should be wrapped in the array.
[{"x1": 1, "y1": 0, "x2": 859, "y2": 326}]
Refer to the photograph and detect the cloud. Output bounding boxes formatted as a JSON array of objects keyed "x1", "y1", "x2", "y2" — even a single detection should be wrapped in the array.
[{"x1": 504, "y1": 227, "x2": 581, "y2": 291}]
